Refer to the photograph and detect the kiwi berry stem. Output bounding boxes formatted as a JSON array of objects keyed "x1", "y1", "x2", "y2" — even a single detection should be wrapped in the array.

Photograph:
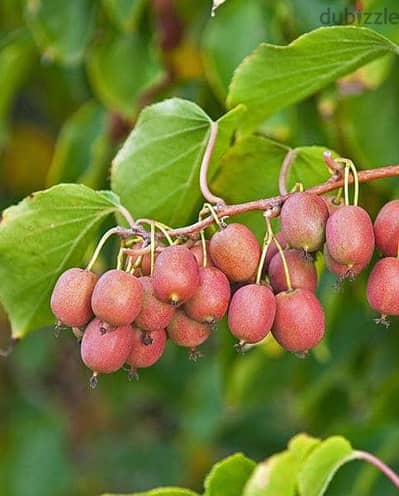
[
  {"x1": 256, "y1": 234, "x2": 272, "y2": 284},
  {"x1": 200, "y1": 229, "x2": 208, "y2": 268},
  {"x1": 199, "y1": 121, "x2": 225, "y2": 205},
  {"x1": 150, "y1": 222, "x2": 156, "y2": 276},
  {"x1": 273, "y1": 235, "x2": 292, "y2": 291},
  {"x1": 202, "y1": 202, "x2": 223, "y2": 229},
  {"x1": 334, "y1": 187, "x2": 343, "y2": 205},
  {"x1": 338, "y1": 158, "x2": 359, "y2": 206},
  {"x1": 86, "y1": 227, "x2": 124, "y2": 272}
]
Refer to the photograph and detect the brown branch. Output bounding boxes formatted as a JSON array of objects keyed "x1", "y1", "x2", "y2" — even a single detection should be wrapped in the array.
[
  {"x1": 112, "y1": 163, "x2": 399, "y2": 257},
  {"x1": 166, "y1": 164, "x2": 399, "y2": 237}
]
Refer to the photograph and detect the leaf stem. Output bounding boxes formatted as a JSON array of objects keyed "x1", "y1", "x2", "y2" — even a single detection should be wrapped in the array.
[
  {"x1": 118, "y1": 205, "x2": 135, "y2": 229},
  {"x1": 354, "y1": 450, "x2": 399, "y2": 489},
  {"x1": 199, "y1": 121, "x2": 224, "y2": 205},
  {"x1": 279, "y1": 148, "x2": 298, "y2": 195}
]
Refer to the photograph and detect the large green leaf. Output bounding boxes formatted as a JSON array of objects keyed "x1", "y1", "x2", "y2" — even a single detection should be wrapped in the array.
[
  {"x1": 111, "y1": 99, "x2": 244, "y2": 228},
  {"x1": 212, "y1": 136, "x2": 333, "y2": 205},
  {"x1": 24, "y1": 0, "x2": 93, "y2": 65},
  {"x1": 202, "y1": 0, "x2": 266, "y2": 101},
  {"x1": 211, "y1": 136, "x2": 334, "y2": 235},
  {"x1": 0, "y1": 184, "x2": 120, "y2": 338},
  {"x1": 47, "y1": 101, "x2": 111, "y2": 188},
  {"x1": 102, "y1": 489, "x2": 199, "y2": 496},
  {"x1": 0, "y1": 30, "x2": 36, "y2": 145},
  {"x1": 102, "y1": 0, "x2": 145, "y2": 33},
  {"x1": 298, "y1": 436, "x2": 355, "y2": 496},
  {"x1": 204, "y1": 453, "x2": 256, "y2": 496},
  {"x1": 227, "y1": 26, "x2": 399, "y2": 134},
  {"x1": 87, "y1": 30, "x2": 164, "y2": 118}
]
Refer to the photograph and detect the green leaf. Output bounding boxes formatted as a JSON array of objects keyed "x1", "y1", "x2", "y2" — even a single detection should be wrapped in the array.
[
  {"x1": 212, "y1": 136, "x2": 332, "y2": 204},
  {"x1": 111, "y1": 99, "x2": 242, "y2": 228},
  {"x1": 0, "y1": 30, "x2": 36, "y2": 146},
  {"x1": 288, "y1": 433, "x2": 321, "y2": 464},
  {"x1": 243, "y1": 451, "x2": 297, "y2": 496},
  {"x1": 227, "y1": 26, "x2": 399, "y2": 134},
  {"x1": 0, "y1": 185, "x2": 120, "y2": 338},
  {"x1": 202, "y1": 0, "x2": 266, "y2": 101},
  {"x1": 24, "y1": 0, "x2": 93, "y2": 65},
  {"x1": 47, "y1": 101, "x2": 111, "y2": 188},
  {"x1": 243, "y1": 434, "x2": 320, "y2": 496},
  {"x1": 298, "y1": 436, "x2": 355, "y2": 496},
  {"x1": 204, "y1": 453, "x2": 256, "y2": 496},
  {"x1": 102, "y1": 0, "x2": 145, "y2": 33},
  {"x1": 87, "y1": 30, "x2": 164, "y2": 119},
  {"x1": 101, "y1": 488, "x2": 199, "y2": 496}
]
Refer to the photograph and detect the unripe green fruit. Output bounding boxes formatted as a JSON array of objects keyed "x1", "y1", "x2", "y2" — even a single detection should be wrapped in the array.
[
  {"x1": 322, "y1": 194, "x2": 344, "y2": 215},
  {"x1": 227, "y1": 284, "x2": 276, "y2": 344},
  {"x1": 323, "y1": 243, "x2": 366, "y2": 280},
  {"x1": 263, "y1": 232, "x2": 287, "y2": 272},
  {"x1": 326, "y1": 205, "x2": 375, "y2": 266},
  {"x1": 167, "y1": 310, "x2": 211, "y2": 348},
  {"x1": 135, "y1": 276, "x2": 175, "y2": 331},
  {"x1": 367, "y1": 257, "x2": 399, "y2": 317},
  {"x1": 51, "y1": 268, "x2": 98, "y2": 327},
  {"x1": 184, "y1": 267, "x2": 230, "y2": 323},
  {"x1": 152, "y1": 245, "x2": 200, "y2": 305},
  {"x1": 91, "y1": 269, "x2": 143, "y2": 327},
  {"x1": 128, "y1": 327, "x2": 167, "y2": 370},
  {"x1": 209, "y1": 223, "x2": 261, "y2": 282},
  {"x1": 190, "y1": 240, "x2": 214, "y2": 267},
  {"x1": 374, "y1": 200, "x2": 399, "y2": 257},
  {"x1": 81, "y1": 318, "x2": 133, "y2": 374},
  {"x1": 280, "y1": 192, "x2": 329, "y2": 252},
  {"x1": 271, "y1": 289, "x2": 325, "y2": 354},
  {"x1": 268, "y1": 249, "x2": 317, "y2": 293}
]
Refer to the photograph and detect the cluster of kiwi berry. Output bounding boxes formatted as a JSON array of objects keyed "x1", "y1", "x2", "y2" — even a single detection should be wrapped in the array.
[{"x1": 50, "y1": 191, "x2": 399, "y2": 387}]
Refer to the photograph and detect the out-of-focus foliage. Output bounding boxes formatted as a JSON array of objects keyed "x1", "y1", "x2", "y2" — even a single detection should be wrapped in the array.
[{"x1": 1, "y1": 1, "x2": 399, "y2": 496}]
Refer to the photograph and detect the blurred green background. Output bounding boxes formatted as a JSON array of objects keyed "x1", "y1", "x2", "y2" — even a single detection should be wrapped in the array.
[{"x1": 1, "y1": 0, "x2": 399, "y2": 495}]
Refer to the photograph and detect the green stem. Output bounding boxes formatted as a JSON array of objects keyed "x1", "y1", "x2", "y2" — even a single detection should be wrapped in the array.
[
  {"x1": 256, "y1": 234, "x2": 272, "y2": 284},
  {"x1": 200, "y1": 229, "x2": 207, "y2": 268},
  {"x1": 201, "y1": 202, "x2": 223, "y2": 229},
  {"x1": 274, "y1": 235, "x2": 292, "y2": 291},
  {"x1": 86, "y1": 227, "x2": 121, "y2": 272},
  {"x1": 150, "y1": 222, "x2": 156, "y2": 276}
]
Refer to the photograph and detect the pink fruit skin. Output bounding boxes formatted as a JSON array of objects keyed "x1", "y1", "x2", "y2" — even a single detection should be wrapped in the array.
[
  {"x1": 128, "y1": 327, "x2": 167, "y2": 369},
  {"x1": 190, "y1": 241, "x2": 214, "y2": 268},
  {"x1": 272, "y1": 289, "x2": 325, "y2": 353},
  {"x1": 51, "y1": 268, "x2": 98, "y2": 327},
  {"x1": 227, "y1": 284, "x2": 276, "y2": 344},
  {"x1": 323, "y1": 243, "x2": 366, "y2": 279},
  {"x1": 209, "y1": 223, "x2": 261, "y2": 282},
  {"x1": 184, "y1": 267, "x2": 231, "y2": 323},
  {"x1": 81, "y1": 319, "x2": 133, "y2": 373},
  {"x1": 280, "y1": 192, "x2": 329, "y2": 252},
  {"x1": 152, "y1": 246, "x2": 200, "y2": 304},
  {"x1": 135, "y1": 276, "x2": 175, "y2": 331},
  {"x1": 91, "y1": 269, "x2": 143, "y2": 327},
  {"x1": 326, "y1": 205, "x2": 375, "y2": 266},
  {"x1": 374, "y1": 200, "x2": 399, "y2": 257},
  {"x1": 167, "y1": 310, "x2": 211, "y2": 348},
  {"x1": 268, "y1": 249, "x2": 317, "y2": 293},
  {"x1": 263, "y1": 232, "x2": 288, "y2": 272},
  {"x1": 367, "y1": 257, "x2": 399, "y2": 316}
]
